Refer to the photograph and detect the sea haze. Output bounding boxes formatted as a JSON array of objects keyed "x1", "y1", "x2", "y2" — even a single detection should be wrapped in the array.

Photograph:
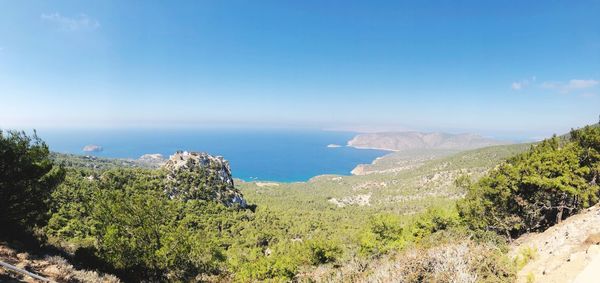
[{"x1": 38, "y1": 128, "x2": 389, "y2": 182}]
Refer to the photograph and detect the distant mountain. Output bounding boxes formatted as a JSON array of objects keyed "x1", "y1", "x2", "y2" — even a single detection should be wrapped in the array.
[{"x1": 347, "y1": 132, "x2": 510, "y2": 151}]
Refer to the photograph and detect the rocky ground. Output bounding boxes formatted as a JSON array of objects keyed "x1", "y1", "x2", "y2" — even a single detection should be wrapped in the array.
[{"x1": 511, "y1": 204, "x2": 600, "y2": 283}]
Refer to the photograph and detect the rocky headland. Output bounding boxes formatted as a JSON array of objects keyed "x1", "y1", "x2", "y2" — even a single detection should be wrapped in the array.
[
  {"x1": 163, "y1": 151, "x2": 247, "y2": 207},
  {"x1": 347, "y1": 131, "x2": 509, "y2": 152}
]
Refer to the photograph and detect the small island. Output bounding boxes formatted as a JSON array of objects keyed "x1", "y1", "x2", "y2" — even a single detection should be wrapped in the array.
[
  {"x1": 326, "y1": 144, "x2": 342, "y2": 148},
  {"x1": 82, "y1": 144, "x2": 103, "y2": 153}
]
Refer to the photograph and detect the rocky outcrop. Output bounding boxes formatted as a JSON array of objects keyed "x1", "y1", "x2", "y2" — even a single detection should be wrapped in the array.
[
  {"x1": 162, "y1": 151, "x2": 247, "y2": 207},
  {"x1": 138, "y1": 153, "x2": 165, "y2": 163},
  {"x1": 137, "y1": 153, "x2": 166, "y2": 168},
  {"x1": 328, "y1": 194, "x2": 371, "y2": 207},
  {"x1": 347, "y1": 132, "x2": 508, "y2": 152}
]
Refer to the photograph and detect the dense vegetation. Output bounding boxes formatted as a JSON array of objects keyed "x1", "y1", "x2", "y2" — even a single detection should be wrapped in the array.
[
  {"x1": 1, "y1": 124, "x2": 599, "y2": 282},
  {"x1": 459, "y1": 125, "x2": 600, "y2": 239},
  {"x1": 49, "y1": 152, "x2": 152, "y2": 171},
  {"x1": 0, "y1": 131, "x2": 64, "y2": 238}
]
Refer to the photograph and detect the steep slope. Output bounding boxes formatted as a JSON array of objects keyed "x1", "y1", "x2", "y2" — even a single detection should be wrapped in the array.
[
  {"x1": 511, "y1": 204, "x2": 600, "y2": 283},
  {"x1": 347, "y1": 131, "x2": 509, "y2": 151}
]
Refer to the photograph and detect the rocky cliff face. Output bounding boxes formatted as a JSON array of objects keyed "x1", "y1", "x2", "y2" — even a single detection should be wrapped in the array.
[
  {"x1": 347, "y1": 132, "x2": 509, "y2": 151},
  {"x1": 162, "y1": 151, "x2": 247, "y2": 207}
]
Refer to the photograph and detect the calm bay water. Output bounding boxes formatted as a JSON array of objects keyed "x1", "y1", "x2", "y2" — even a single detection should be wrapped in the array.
[{"x1": 38, "y1": 128, "x2": 389, "y2": 182}]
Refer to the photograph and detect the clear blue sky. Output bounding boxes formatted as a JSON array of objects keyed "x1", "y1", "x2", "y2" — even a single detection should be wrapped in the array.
[{"x1": 1, "y1": 1, "x2": 599, "y2": 139}]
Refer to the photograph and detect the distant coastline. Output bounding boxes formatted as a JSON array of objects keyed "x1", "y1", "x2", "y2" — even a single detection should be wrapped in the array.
[
  {"x1": 42, "y1": 129, "x2": 388, "y2": 183},
  {"x1": 346, "y1": 144, "x2": 399, "y2": 152},
  {"x1": 347, "y1": 132, "x2": 510, "y2": 152}
]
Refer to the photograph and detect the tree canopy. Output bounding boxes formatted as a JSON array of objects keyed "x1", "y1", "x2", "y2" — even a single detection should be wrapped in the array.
[
  {"x1": 0, "y1": 130, "x2": 64, "y2": 237},
  {"x1": 459, "y1": 126, "x2": 600, "y2": 238}
]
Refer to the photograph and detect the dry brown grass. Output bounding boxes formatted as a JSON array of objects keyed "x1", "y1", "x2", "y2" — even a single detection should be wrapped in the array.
[
  {"x1": 297, "y1": 239, "x2": 515, "y2": 283},
  {"x1": 583, "y1": 232, "x2": 600, "y2": 246},
  {"x1": 0, "y1": 243, "x2": 120, "y2": 283}
]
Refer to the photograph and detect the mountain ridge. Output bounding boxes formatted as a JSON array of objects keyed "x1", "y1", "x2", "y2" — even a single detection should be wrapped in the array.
[{"x1": 347, "y1": 131, "x2": 511, "y2": 152}]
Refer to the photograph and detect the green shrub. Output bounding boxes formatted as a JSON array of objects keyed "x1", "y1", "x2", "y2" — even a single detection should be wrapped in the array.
[
  {"x1": 229, "y1": 243, "x2": 303, "y2": 282},
  {"x1": 514, "y1": 246, "x2": 537, "y2": 270},
  {"x1": 408, "y1": 207, "x2": 460, "y2": 241},
  {"x1": 359, "y1": 214, "x2": 405, "y2": 255},
  {"x1": 306, "y1": 238, "x2": 342, "y2": 265}
]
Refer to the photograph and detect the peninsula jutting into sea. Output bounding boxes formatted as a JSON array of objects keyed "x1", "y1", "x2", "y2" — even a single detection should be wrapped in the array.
[{"x1": 42, "y1": 129, "x2": 511, "y2": 182}]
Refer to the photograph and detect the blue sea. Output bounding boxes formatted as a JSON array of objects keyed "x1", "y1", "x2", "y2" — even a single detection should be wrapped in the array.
[{"x1": 37, "y1": 129, "x2": 389, "y2": 182}]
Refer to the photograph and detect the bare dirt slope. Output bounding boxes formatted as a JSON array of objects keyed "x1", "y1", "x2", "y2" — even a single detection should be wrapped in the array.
[{"x1": 511, "y1": 205, "x2": 600, "y2": 283}]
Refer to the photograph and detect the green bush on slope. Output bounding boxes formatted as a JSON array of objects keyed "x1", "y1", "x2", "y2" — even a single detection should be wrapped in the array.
[
  {"x1": 47, "y1": 168, "x2": 230, "y2": 281},
  {"x1": 5, "y1": 125, "x2": 599, "y2": 282},
  {"x1": 458, "y1": 126, "x2": 600, "y2": 238},
  {"x1": 359, "y1": 207, "x2": 460, "y2": 256},
  {"x1": 0, "y1": 130, "x2": 64, "y2": 237},
  {"x1": 45, "y1": 166, "x2": 346, "y2": 282}
]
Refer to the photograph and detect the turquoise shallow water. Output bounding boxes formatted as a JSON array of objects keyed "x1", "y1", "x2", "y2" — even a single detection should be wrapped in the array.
[{"x1": 37, "y1": 128, "x2": 389, "y2": 182}]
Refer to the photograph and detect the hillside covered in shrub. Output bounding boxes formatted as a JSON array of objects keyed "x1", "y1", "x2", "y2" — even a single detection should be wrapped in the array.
[{"x1": 0, "y1": 124, "x2": 599, "y2": 282}]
